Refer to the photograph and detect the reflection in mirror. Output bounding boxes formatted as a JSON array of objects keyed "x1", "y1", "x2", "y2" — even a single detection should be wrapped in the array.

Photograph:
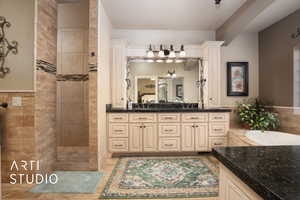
[
  {"x1": 158, "y1": 77, "x2": 184, "y2": 103},
  {"x1": 135, "y1": 76, "x2": 157, "y2": 103},
  {"x1": 128, "y1": 60, "x2": 199, "y2": 103}
]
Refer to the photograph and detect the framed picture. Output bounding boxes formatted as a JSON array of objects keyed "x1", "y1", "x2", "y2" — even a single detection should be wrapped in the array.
[
  {"x1": 227, "y1": 62, "x2": 249, "y2": 96},
  {"x1": 176, "y1": 84, "x2": 183, "y2": 98}
]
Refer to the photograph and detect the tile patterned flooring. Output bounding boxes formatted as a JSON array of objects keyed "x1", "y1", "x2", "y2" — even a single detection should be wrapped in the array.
[{"x1": 2, "y1": 157, "x2": 219, "y2": 200}]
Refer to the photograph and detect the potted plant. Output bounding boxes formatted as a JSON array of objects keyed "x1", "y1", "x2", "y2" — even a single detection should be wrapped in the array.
[{"x1": 236, "y1": 99, "x2": 280, "y2": 131}]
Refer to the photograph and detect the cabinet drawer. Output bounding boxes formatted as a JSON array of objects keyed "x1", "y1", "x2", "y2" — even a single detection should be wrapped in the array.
[
  {"x1": 158, "y1": 114, "x2": 180, "y2": 123},
  {"x1": 159, "y1": 124, "x2": 180, "y2": 137},
  {"x1": 182, "y1": 113, "x2": 208, "y2": 122},
  {"x1": 209, "y1": 113, "x2": 229, "y2": 122},
  {"x1": 159, "y1": 138, "x2": 180, "y2": 151},
  {"x1": 129, "y1": 114, "x2": 157, "y2": 123},
  {"x1": 109, "y1": 114, "x2": 128, "y2": 123},
  {"x1": 109, "y1": 124, "x2": 128, "y2": 138},
  {"x1": 209, "y1": 137, "x2": 227, "y2": 150},
  {"x1": 209, "y1": 123, "x2": 229, "y2": 136},
  {"x1": 108, "y1": 138, "x2": 128, "y2": 152}
]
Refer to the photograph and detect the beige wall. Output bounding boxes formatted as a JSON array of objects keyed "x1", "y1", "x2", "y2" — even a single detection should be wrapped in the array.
[
  {"x1": 259, "y1": 9, "x2": 300, "y2": 106},
  {"x1": 0, "y1": 0, "x2": 35, "y2": 91},
  {"x1": 220, "y1": 33, "x2": 259, "y2": 106}
]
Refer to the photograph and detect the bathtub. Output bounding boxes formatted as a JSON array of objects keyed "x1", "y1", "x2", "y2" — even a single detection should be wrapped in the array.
[{"x1": 245, "y1": 130, "x2": 300, "y2": 146}]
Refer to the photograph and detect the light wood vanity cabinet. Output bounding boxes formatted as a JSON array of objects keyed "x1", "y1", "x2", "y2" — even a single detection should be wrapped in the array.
[
  {"x1": 219, "y1": 164, "x2": 263, "y2": 200},
  {"x1": 108, "y1": 112, "x2": 230, "y2": 153}
]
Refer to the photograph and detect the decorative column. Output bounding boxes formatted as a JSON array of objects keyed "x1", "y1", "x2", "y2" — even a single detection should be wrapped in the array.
[{"x1": 88, "y1": 0, "x2": 99, "y2": 171}]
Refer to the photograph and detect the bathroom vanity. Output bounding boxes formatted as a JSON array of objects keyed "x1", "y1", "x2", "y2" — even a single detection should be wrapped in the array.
[
  {"x1": 107, "y1": 40, "x2": 229, "y2": 154},
  {"x1": 107, "y1": 107, "x2": 231, "y2": 154}
]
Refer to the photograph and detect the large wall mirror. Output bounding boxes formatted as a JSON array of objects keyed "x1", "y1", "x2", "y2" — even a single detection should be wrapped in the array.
[{"x1": 127, "y1": 58, "x2": 200, "y2": 103}]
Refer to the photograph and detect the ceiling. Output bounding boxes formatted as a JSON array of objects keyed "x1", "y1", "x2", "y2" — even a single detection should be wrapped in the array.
[
  {"x1": 101, "y1": 0, "x2": 247, "y2": 31},
  {"x1": 245, "y1": 0, "x2": 300, "y2": 32}
]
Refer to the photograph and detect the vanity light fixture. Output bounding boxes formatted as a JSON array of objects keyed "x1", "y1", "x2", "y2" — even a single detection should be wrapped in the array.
[
  {"x1": 147, "y1": 44, "x2": 154, "y2": 58},
  {"x1": 146, "y1": 44, "x2": 186, "y2": 58}
]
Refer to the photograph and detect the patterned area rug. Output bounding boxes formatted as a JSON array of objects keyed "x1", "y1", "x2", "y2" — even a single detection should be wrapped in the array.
[{"x1": 100, "y1": 156, "x2": 219, "y2": 199}]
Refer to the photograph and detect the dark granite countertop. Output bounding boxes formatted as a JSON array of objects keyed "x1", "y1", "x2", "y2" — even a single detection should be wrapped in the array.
[
  {"x1": 213, "y1": 146, "x2": 300, "y2": 200},
  {"x1": 106, "y1": 107, "x2": 232, "y2": 113}
]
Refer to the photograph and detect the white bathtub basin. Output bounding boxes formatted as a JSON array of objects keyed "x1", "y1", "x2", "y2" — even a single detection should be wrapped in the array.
[{"x1": 245, "y1": 130, "x2": 300, "y2": 146}]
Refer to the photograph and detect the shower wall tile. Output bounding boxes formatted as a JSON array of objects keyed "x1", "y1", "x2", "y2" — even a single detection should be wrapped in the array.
[
  {"x1": 35, "y1": 0, "x2": 57, "y2": 178},
  {"x1": 0, "y1": 93, "x2": 36, "y2": 183}
]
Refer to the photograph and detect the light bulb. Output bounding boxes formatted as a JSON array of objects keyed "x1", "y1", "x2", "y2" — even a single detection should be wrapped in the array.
[
  {"x1": 179, "y1": 45, "x2": 186, "y2": 57},
  {"x1": 169, "y1": 51, "x2": 176, "y2": 58},
  {"x1": 147, "y1": 44, "x2": 154, "y2": 57},
  {"x1": 158, "y1": 45, "x2": 164, "y2": 57},
  {"x1": 147, "y1": 51, "x2": 154, "y2": 58},
  {"x1": 156, "y1": 59, "x2": 163, "y2": 63},
  {"x1": 169, "y1": 45, "x2": 176, "y2": 58},
  {"x1": 147, "y1": 59, "x2": 154, "y2": 63},
  {"x1": 175, "y1": 59, "x2": 183, "y2": 63},
  {"x1": 179, "y1": 51, "x2": 186, "y2": 57},
  {"x1": 166, "y1": 59, "x2": 173, "y2": 63}
]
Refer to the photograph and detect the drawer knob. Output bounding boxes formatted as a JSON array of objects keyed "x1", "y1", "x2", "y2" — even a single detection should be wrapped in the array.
[
  {"x1": 164, "y1": 144, "x2": 173, "y2": 147},
  {"x1": 214, "y1": 129, "x2": 223, "y2": 131},
  {"x1": 114, "y1": 144, "x2": 124, "y2": 147},
  {"x1": 114, "y1": 130, "x2": 123, "y2": 132},
  {"x1": 164, "y1": 117, "x2": 174, "y2": 120},
  {"x1": 113, "y1": 117, "x2": 123, "y2": 120},
  {"x1": 139, "y1": 117, "x2": 147, "y2": 120},
  {"x1": 190, "y1": 117, "x2": 199, "y2": 120},
  {"x1": 214, "y1": 117, "x2": 223, "y2": 119}
]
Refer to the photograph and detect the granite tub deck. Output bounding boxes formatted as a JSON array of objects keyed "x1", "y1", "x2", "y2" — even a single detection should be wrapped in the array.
[
  {"x1": 228, "y1": 129, "x2": 258, "y2": 146},
  {"x1": 213, "y1": 146, "x2": 300, "y2": 200}
]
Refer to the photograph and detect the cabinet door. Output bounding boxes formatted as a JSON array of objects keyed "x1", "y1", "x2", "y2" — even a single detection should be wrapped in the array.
[
  {"x1": 129, "y1": 124, "x2": 143, "y2": 152},
  {"x1": 111, "y1": 40, "x2": 127, "y2": 108},
  {"x1": 195, "y1": 123, "x2": 209, "y2": 151},
  {"x1": 219, "y1": 164, "x2": 263, "y2": 200},
  {"x1": 181, "y1": 123, "x2": 195, "y2": 151},
  {"x1": 201, "y1": 41, "x2": 223, "y2": 107},
  {"x1": 143, "y1": 123, "x2": 157, "y2": 152}
]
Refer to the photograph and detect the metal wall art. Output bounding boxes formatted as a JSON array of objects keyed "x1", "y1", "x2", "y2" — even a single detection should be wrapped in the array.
[{"x1": 0, "y1": 16, "x2": 18, "y2": 78}]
